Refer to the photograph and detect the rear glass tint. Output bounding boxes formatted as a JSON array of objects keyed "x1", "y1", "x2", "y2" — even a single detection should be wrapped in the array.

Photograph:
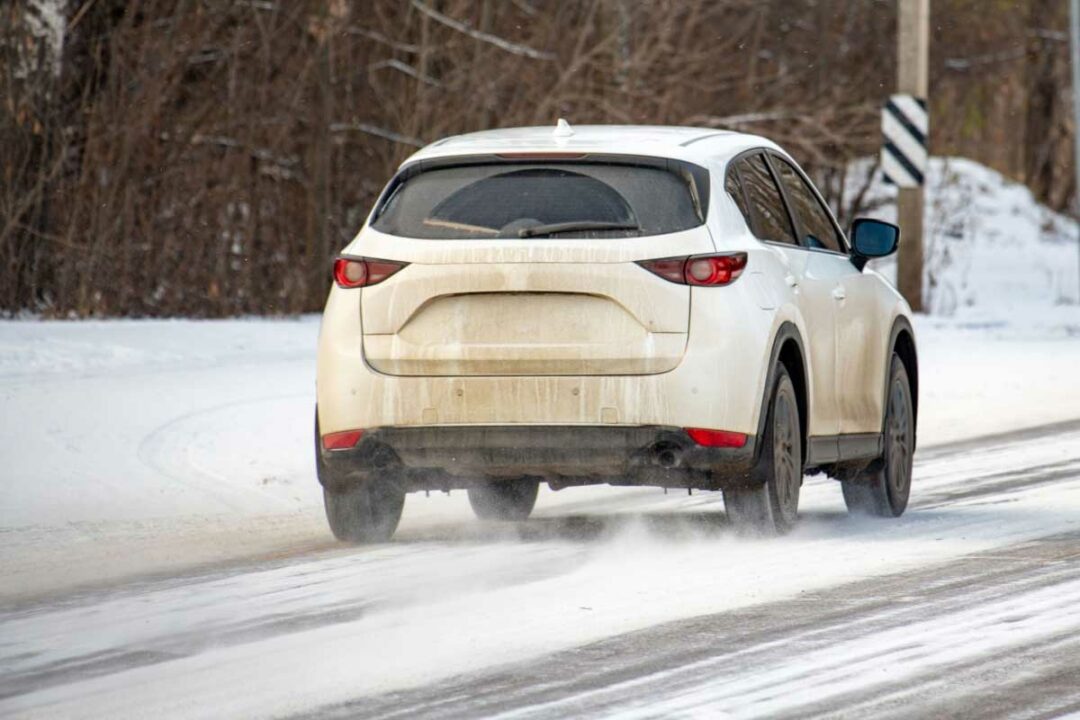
[
  {"x1": 735, "y1": 154, "x2": 797, "y2": 245},
  {"x1": 371, "y1": 160, "x2": 708, "y2": 239}
]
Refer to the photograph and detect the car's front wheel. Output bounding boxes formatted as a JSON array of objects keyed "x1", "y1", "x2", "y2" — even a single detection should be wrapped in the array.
[
  {"x1": 723, "y1": 364, "x2": 802, "y2": 535},
  {"x1": 467, "y1": 478, "x2": 540, "y2": 521},
  {"x1": 842, "y1": 354, "x2": 914, "y2": 517}
]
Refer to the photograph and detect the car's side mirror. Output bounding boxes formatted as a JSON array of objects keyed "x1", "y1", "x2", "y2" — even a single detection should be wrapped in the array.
[{"x1": 850, "y1": 218, "x2": 900, "y2": 271}]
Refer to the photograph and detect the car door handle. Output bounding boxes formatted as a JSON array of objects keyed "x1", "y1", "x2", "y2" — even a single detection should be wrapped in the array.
[
  {"x1": 784, "y1": 274, "x2": 798, "y2": 288},
  {"x1": 831, "y1": 286, "x2": 846, "y2": 301}
]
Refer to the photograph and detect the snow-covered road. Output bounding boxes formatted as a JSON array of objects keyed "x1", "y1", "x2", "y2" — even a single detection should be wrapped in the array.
[
  {"x1": 2, "y1": 421, "x2": 1080, "y2": 718},
  {"x1": 343, "y1": 526, "x2": 1080, "y2": 720},
  {"x1": 3, "y1": 315, "x2": 1080, "y2": 601},
  {"x1": 2, "y1": 316, "x2": 1080, "y2": 718}
]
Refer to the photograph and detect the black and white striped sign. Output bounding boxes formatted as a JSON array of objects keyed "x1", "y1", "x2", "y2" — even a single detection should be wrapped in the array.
[{"x1": 881, "y1": 94, "x2": 928, "y2": 188}]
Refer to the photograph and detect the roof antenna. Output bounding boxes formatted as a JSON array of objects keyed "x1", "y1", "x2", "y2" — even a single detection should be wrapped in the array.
[{"x1": 553, "y1": 118, "x2": 574, "y2": 138}]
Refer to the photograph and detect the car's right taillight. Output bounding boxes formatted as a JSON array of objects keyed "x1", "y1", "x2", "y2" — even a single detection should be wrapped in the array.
[
  {"x1": 333, "y1": 257, "x2": 407, "y2": 289},
  {"x1": 638, "y1": 253, "x2": 747, "y2": 286},
  {"x1": 685, "y1": 427, "x2": 748, "y2": 448}
]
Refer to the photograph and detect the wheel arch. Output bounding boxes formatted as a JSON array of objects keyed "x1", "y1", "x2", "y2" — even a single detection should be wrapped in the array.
[
  {"x1": 757, "y1": 322, "x2": 809, "y2": 465},
  {"x1": 887, "y1": 316, "x2": 919, "y2": 442}
]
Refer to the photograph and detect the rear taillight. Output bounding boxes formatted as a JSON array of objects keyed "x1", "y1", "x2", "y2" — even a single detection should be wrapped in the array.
[
  {"x1": 322, "y1": 429, "x2": 364, "y2": 451},
  {"x1": 685, "y1": 427, "x2": 748, "y2": 448},
  {"x1": 638, "y1": 253, "x2": 747, "y2": 286},
  {"x1": 333, "y1": 257, "x2": 407, "y2": 289}
]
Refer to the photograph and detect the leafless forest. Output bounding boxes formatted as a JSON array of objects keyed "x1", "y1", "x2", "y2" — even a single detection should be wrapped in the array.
[{"x1": 2, "y1": 0, "x2": 1074, "y2": 316}]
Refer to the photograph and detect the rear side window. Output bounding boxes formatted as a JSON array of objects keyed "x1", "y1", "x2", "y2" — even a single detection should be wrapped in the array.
[
  {"x1": 724, "y1": 171, "x2": 751, "y2": 225},
  {"x1": 733, "y1": 155, "x2": 797, "y2": 245},
  {"x1": 772, "y1": 157, "x2": 845, "y2": 252},
  {"x1": 371, "y1": 159, "x2": 708, "y2": 239}
]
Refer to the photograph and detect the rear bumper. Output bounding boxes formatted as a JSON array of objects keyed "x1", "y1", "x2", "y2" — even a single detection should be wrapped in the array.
[{"x1": 318, "y1": 425, "x2": 758, "y2": 492}]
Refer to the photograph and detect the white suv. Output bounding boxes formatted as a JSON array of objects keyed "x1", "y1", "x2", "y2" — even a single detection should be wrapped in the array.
[{"x1": 315, "y1": 123, "x2": 918, "y2": 541}]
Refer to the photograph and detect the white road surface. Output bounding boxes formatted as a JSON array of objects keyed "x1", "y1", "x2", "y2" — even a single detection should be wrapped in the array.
[{"x1": 1, "y1": 316, "x2": 1080, "y2": 718}]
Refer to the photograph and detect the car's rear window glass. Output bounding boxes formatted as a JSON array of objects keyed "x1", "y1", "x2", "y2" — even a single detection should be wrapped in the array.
[{"x1": 371, "y1": 161, "x2": 707, "y2": 239}]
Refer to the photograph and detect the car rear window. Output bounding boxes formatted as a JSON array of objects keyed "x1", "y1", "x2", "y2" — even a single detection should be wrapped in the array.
[{"x1": 371, "y1": 159, "x2": 708, "y2": 239}]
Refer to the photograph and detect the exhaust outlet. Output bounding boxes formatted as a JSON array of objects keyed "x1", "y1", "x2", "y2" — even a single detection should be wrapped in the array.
[{"x1": 650, "y1": 443, "x2": 682, "y2": 469}]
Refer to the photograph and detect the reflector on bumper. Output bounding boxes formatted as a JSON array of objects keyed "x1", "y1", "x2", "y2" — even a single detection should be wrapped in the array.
[
  {"x1": 322, "y1": 429, "x2": 364, "y2": 451},
  {"x1": 684, "y1": 427, "x2": 748, "y2": 448}
]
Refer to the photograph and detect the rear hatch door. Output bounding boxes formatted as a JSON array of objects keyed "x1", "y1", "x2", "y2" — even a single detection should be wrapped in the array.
[{"x1": 357, "y1": 156, "x2": 714, "y2": 377}]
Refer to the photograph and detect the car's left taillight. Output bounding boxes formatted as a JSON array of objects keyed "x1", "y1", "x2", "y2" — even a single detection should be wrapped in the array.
[
  {"x1": 321, "y1": 429, "x2": 364, "y2": 451},
  {"x1": 637, "y1": 252, "x2": 747, "y2": 286},
  {"x1": 332, "y1": 257, "x2": 407, "y2": 289}
]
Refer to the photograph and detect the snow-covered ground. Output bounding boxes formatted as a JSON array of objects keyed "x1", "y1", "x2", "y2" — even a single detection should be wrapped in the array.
[
  {"x1": 863, "y1": 157, "x2": 1080, "y2": 442},
  {"x1": 2, "y1": 311, "x2": 1078, "y2": 599},
  {"x1": 2, "y1": 417, "x2": 1079, "y2": 718},
  {"x1": 860, "y1": 156, "x2": 1079, "y2": 325}
]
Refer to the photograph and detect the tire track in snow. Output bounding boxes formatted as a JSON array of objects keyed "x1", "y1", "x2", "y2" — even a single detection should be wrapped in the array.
[
  {"x1": 134, "y1": 392, "x2": 312, "y2": 511},
  {"x1": 0, "y1": 541, "x2": 586, "y2": 704},
  {"x1": 319, "y1": 534, "x2": 1080, "y2": 720},
  {"x1": 2, "y1": 420, "x2": 1079, "y2": 718}
]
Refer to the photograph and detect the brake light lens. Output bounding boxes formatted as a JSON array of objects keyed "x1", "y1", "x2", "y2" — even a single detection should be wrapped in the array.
[
  {"x1": 685, "y1": 427, "x2": 748, "y2": 448},
  {"x1": 322, "y1": 429, "x2": 364, "y2": 450},
  {"x1": 638, "y1": 253, "x2": 747, "y2": 286},
  {"x1": 333, "y1": 257, "x2": 406, "y2": 289}
]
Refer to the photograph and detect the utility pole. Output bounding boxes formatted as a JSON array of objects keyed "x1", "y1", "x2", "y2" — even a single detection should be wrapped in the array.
[
  {"x1": 1071, "y1": 0, "x2": 1080, "y2": 304},
  {"x1": 896, "y1": 0, "x2": 929, "y2": 312}
]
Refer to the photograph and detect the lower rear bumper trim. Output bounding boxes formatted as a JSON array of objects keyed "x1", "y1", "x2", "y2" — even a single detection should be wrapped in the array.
[{"x1": 318, "y1": 425, "x2": 758, "y2": 492}]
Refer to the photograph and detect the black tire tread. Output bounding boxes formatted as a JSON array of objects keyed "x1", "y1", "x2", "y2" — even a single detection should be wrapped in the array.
[
  {"x1": 724, "y1": 365, "x2": 802, "y2": 536},
  {"x1": 842, "y1": 354, "x2": 913, "y2": 518},
  {"x1": 323, "y1": 484, "x2": 405, "y2": 543},
  {"x1": 468, "y1": 478, "x2": 540, "y2": 521}
]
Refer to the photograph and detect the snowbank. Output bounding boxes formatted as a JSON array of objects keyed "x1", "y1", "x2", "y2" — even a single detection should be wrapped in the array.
[{"x1": 855, "y1": 156, "x2": 1079, "y2": 329}]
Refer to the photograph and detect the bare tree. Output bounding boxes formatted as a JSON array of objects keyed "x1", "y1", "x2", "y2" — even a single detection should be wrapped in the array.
[{"x1": 0, "y1": 0, "x2": 1073, "y2": 316}]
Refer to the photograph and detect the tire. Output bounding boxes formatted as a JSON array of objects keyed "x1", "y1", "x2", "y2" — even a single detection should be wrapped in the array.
[
  {"x1": 723, "y1": 365, "x2": 802, "y2": 535},
  {"x1": 315, "y1": 408, "x2": 405, "y2": 542},
  {"x1": 323, "y1": 483, "x2": 405, "y2": 542},
  {"x1": 842, "y1": 354, "x2": 914, "y2": 517},
  {"x1": 467, "y1": 478, "x2": 540, "y2": 521}
]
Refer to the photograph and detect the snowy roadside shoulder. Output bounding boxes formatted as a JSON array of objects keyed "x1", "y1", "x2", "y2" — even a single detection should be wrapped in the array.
[
  {"x1": 850, "y1": 156, "x2": 1080, "y2": 446},
  {"x1": 854, "y1": 156, "x2": 1079, "y2": 323},
  {"x1": 913, "y1": 316, "x2": 1080, "y2": 447}
]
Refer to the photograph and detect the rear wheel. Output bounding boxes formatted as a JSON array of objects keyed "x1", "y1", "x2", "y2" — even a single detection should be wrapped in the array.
[
  {"x1": 316, "y1": 409, "x2": 405, "y2": 542},
  {"x1": 724, "y1": 365, "x2": 802, "y2": 535},
  {"x1": 323, "y1": 483, "x2": 405, "y2": 543},
  {"x1": 468, "y1": 478, "x2": 540, "y2": 521},
  {"x1": 842, "y1": 355, "x2": 914, "y2": 517}
]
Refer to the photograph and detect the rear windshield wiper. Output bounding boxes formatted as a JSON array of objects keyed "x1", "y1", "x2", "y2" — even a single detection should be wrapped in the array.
[{"x1": 518, "y1": 221, "x2": 640, "y2": 238}]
